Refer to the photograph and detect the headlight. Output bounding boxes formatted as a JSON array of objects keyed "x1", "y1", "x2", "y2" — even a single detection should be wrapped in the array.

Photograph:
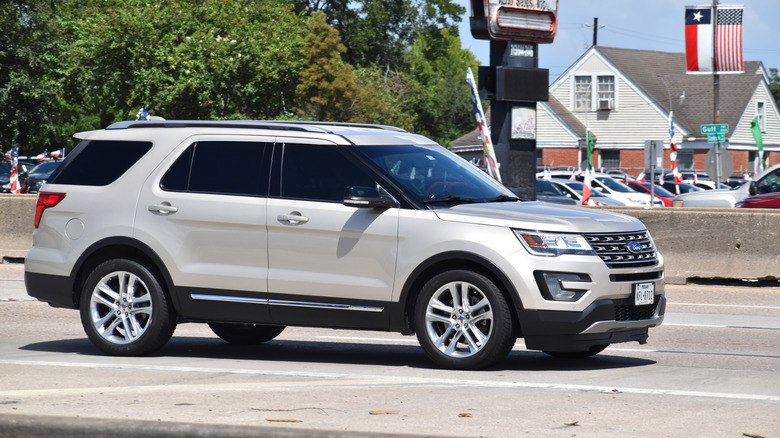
[{"x1": 514, "y1": 229, "x2": 596, "y2": 257}]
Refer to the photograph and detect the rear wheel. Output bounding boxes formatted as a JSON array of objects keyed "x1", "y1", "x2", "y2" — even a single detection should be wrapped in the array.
[
  {"x1": 80, "y1": 259, "x2": 176, "y2": 356},
  {"x1": 414, "y1": 269, "x2": 516, "y2": 370},
  {"x1": 208, "y1": 323, "x2": 285, "y2": 345}
]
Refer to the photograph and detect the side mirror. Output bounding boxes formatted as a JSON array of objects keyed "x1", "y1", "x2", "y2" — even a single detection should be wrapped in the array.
[
  {"x1": 748, "y1": 181, "x2": 756, "y2": 196},
  {"x1": 343, "y1": 186, "x2": 397, "y2": 209}
]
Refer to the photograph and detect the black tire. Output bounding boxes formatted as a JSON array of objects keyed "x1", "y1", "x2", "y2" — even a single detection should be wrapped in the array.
[
  {"x1": 79, "y1": 259, "x2": 176, "y2": 356},
  {"x1": 208, "y1": 323, "x2": 285, "y2": 345},
  {"x1": 543, "y1": 344, "x2": 608, "y2": 359},
  {"x1": 414, "y1": 269, "x2": 516, "y2": 370}
]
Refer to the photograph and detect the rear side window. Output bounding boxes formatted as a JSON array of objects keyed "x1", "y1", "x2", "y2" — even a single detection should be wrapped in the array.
[
  {"x1": 48, "y1": 140, "x2": 152, "y2": 186},
  {"x1": 161, "y1": 141, "x2": 270, "y2": 196}
]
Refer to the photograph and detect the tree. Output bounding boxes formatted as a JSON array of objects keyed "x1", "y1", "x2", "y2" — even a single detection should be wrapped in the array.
[
  {"x1": 0, "y1": 1, "x2": 59, "y2": 155},
  {"x1": 293, "y1": 0, "x2": 464, "y2": 70},
  {"x1": 770, "y1": 68, "x2": 780, "y2": 108},
  {"x1": 295, "y1": 11, "x2": 360, "y2": 121},
  {"x1": 52, "y1": 0, "x2": 306, "y2": 131},
  {"x1": 406, "y1": 28, "x2": 480, "y2": 146}
]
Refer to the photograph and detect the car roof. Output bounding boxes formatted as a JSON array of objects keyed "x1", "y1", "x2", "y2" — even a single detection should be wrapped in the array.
[{"x1": 78, "y1": 120, "x2": 439, "y2": 147}]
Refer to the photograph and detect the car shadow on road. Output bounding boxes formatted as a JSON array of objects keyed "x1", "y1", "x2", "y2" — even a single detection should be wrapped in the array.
[{"x1": 20, "y1": 336, "x2": 655, "y2": 371}]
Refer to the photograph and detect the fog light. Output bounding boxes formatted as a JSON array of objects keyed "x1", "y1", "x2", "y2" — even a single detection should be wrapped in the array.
[{"x1": 535, "y1": 272, "x2": 591, "y2": 302}]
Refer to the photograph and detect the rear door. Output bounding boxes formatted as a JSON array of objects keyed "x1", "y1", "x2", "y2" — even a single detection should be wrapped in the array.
[{"x1": 134, "y1": 136, "x2": 273, "y2": 321}]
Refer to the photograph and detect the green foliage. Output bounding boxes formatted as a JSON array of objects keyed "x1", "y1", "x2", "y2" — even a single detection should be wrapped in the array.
[
  {"x1": 295, "y1": 11, "x2": 359, "y2": 122},
  {"x1": 770, "y1": 68, "x2": 780, "y2": 108},
  {"x1": 406, "y1": 28, "x2": 480, "y2": 146},
  {"x1": 2, "y1": 0, "x2": 479, "y2": 156}
]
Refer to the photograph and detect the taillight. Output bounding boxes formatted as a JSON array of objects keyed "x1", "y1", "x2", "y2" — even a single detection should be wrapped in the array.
[{"x1": 34, "y1": 192, "x2": 66, "y2": 228}]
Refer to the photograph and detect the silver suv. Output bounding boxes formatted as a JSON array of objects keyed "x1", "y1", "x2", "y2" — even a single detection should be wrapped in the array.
[{"x1": 25, "y1": 120, "x2": 665, "y2": 369}]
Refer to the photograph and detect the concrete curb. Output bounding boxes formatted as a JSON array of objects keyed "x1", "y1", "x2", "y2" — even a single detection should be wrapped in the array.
[{"x1": 0, "y1": 414, "x2": 437, "y2": 438}]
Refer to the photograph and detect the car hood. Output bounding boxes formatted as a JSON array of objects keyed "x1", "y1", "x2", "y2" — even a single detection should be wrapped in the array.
[
  {"x1": 673, "y1": 184, "x2": 749, "y2": 207},
  {"x1": 433, "y1": 201, "x2": 644, "y2": 233}
]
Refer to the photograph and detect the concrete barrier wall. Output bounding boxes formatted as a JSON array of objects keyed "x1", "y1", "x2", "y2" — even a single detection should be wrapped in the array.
[
  {"x1": 2, "y1": 196, "x2": 778, "y2": 284},
  {"x1": 0, "y1": 194, "x2": 35, "y2": 260}
]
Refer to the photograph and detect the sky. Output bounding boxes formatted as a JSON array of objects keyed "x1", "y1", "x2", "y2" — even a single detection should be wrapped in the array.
[{"x1": 455, "y1": 0, "x2": 780, "y2": 83}]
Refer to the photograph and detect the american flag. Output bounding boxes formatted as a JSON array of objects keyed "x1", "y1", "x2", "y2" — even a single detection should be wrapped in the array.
[
  {"x1": 8, "y1": 146, "x2": 20, "y2": 194},
  {"x1": 715, "y1": 7, "x2": 743, "y2": 72}
]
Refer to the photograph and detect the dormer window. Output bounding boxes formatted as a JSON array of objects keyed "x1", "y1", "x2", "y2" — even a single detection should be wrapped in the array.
[
  {"x1": 574, "y1": 76, "x2": 592, "y2": 111},
  {"x1": 573, "y1": 75, "x2": 615, "y2": 111}
]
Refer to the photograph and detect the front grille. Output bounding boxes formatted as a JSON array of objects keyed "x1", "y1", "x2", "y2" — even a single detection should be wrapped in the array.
[
  {"x1": 615, "y1": 303, "x2": 656, "y2": 321},
  {"x1": 584, "y1": 231, "x2": 657, "y2": 269}
]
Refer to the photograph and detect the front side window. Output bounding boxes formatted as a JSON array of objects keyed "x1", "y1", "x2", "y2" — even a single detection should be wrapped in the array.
[
  {"x1": 280, "y1": 143, "x2": 376, "y2": 202},
  {"x1": 574, "y1": 76, "x2": 592, "y2": 111},
  {"x1": 755, "y1": 167, "x2": 780, "y2": 194}
]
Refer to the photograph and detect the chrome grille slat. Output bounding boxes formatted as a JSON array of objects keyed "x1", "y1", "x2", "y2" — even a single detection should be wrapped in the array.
[{"x1": 585, "y1": 231, "x2": 657, "y2": 268}]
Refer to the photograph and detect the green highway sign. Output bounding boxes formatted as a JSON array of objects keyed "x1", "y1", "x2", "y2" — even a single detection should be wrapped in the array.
[
  {"x1": 701, "y1": 124, "x2": 729, "y2": 135},
  {"x1": 707, "y1": 133, "x2": 725, "y2": 143}
]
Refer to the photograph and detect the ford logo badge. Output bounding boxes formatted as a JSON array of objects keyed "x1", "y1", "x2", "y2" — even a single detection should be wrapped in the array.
[{"x1": 627, "y1": 242, "x2": 643, "y2": 254}]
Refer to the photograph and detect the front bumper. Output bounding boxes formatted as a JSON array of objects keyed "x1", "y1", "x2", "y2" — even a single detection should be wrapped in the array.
[{"x1": 518, "y1": 295, "x2": 666, "y2": 352}]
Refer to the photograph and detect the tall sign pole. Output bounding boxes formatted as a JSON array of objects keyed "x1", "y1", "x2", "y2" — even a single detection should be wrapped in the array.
[
  {"x1": 469, "y1": 0, "x2": 558, "y2": 200},
  {"x1": 712, "y1": 0, "x2": 722, "y2": 186}
]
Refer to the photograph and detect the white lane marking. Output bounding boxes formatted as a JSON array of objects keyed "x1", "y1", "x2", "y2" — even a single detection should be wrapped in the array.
[
  {"x1": 670, "y1": 302, "x2": 780, "y2": 310},
  {"x1": 1, "y1": 359, "x2": 778, "y2": 402}
]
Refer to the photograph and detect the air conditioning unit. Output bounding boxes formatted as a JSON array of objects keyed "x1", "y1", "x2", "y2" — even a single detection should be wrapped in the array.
[{"x1": 598, "y1": 99, "x2": 613, "y2": 111}]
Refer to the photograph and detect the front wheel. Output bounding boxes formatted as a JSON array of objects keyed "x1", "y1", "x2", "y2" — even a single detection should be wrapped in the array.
[
  {"x1": 414, "y1": 269, "x2": 516, "y2": 370},
  {"x1": 80, "y1": 259, "x2": 176, "y2": 356}
]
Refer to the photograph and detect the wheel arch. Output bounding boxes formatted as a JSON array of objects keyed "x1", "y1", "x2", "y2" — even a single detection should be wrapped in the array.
[
  {"x1": 70, "y1": 237, "x2": 178, "y2": 312},
  {"x1": 393, "y1": 251, "x2": 524, "y2": 336}
]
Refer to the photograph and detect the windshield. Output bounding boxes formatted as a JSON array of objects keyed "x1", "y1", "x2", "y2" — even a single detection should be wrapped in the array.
[
  {"x1": 596, "y1": 176, "x2": 636, "y2": 193},
  {"x1": 355, "y1": 144, "x2": 516, "y2": 204},
  {"x1": 561, "y1": 181, "x2": 609, "y2": 197},
  {"x1": 29, "y1": 161, "x2": 61, "y2": 177}
]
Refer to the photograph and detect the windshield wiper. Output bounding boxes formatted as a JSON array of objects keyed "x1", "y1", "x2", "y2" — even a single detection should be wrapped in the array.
[
  {"x1": 423, "y1": 196, "x2": 481, "y2": 205},
  {"x1": 484, "y1": 195, "x2": 521, "y2": 203}
]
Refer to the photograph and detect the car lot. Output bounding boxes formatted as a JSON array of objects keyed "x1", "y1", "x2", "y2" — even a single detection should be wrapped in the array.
[{"x1": 1, "y1": 263, "x2": 778, "y2": 437}]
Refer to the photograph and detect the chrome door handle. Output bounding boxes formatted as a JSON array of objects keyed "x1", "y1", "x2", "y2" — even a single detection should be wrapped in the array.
[
  {"x1": 148, "y1": 203, "x2": 179, "y2": 215},
  {"x1": 277, "y1": 212, "x2": 309, "y2": 224}
]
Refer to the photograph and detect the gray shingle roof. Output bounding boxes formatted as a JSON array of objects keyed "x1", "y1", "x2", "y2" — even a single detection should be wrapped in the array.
[{"x1": 596, "y1": 46, "x2": 763, "y2": 138}]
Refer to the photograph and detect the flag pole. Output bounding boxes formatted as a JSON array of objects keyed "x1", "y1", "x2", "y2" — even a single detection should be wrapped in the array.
[{"x1": 712, "y1": 0, "x2": 722, "y2": 187}]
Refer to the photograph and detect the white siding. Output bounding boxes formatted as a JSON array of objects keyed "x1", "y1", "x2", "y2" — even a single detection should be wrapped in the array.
[
  {"x1": 536, "y1": 104, "x2": 579, "y2": 146},
  {"x1": 730, "y1": 83, "x2": 780, "y2": 148}
]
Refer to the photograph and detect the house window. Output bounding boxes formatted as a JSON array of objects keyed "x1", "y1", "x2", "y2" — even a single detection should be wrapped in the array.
[
  {"x1": 574, "y1": 76, "x2": 592, "y2": 111},
  {"x1": 599, "y1": 149, "x2": 620, "y2": 169},
  {"x1": 536, "y1": 148, "x2": 544, "y2": 168},
  {"x1": 757, "y1": 101, "x2": 766, "y2": 133},
  {"x1": 597, "y1": 76, "x2": 615, "y2": 110}
]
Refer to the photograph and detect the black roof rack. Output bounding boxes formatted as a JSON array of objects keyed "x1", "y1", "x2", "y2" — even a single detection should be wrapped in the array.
[{"x1": 105, "y1": 120, "x2": 407, "y2": 133}]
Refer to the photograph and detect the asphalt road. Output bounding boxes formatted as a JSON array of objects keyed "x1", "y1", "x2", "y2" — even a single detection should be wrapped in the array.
[{"x1": 1, "y1": 263, "x2": 778, "y2": 437}]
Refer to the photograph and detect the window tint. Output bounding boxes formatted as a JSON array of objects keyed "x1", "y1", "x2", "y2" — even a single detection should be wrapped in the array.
[
  {"x1": 280, "y1": 144, "x2": 375, "y2": 202},
  {"x1": 161, "y1": 141, "x2": 269, "y2": 196},
  {"x1": 49, "y1": 140, "x2": 152, "y2": 186}
]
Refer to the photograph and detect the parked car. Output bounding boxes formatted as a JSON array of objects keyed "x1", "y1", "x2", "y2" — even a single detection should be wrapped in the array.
[
  {"x1": 656, "y1": 181, "x2": 702, "y2": 195},
  {"x1": 626, "y1": 181, "x2": 673, "y2": 207},
  {"x1": 24, "y1": 160, "x2": 63, "y2": 193},
  {"x1": 550, "y1": 178, "x2": 627, "y2": 206},
  {"x1": 673, "y1": 163, "x2": 780, "y2": 207},
  {"x1": 0, "y1": 160, "x2": 34, "y2": 192},
  {"x1": 736, "y1": 192, "x2": 780, "y2": 208},
  {"x1": 25, "y1": 119, "x2": 664, "y2": 370},
  {"x1": 535, "y1": 179, "x2": 577, "y2": 205},
  {"x1": 539, "y1": 171, "x2": 657, "y2": 206}
]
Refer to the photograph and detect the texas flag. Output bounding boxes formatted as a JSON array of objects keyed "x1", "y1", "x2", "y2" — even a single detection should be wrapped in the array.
[
  {"x1": 686, "y1": 6, "x2": 743, "y2": 73},
  {"x1": 685, "y1": 7, "x2": 713, "y2": 73},
  {"x1": 50, "y1": 148, "x2": 65, "y2": 159}
]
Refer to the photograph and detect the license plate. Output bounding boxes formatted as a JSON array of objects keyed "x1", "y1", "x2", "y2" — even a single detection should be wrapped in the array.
[{"x1": 634, "y1": 282, "x2": 655, "y2": 306}]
